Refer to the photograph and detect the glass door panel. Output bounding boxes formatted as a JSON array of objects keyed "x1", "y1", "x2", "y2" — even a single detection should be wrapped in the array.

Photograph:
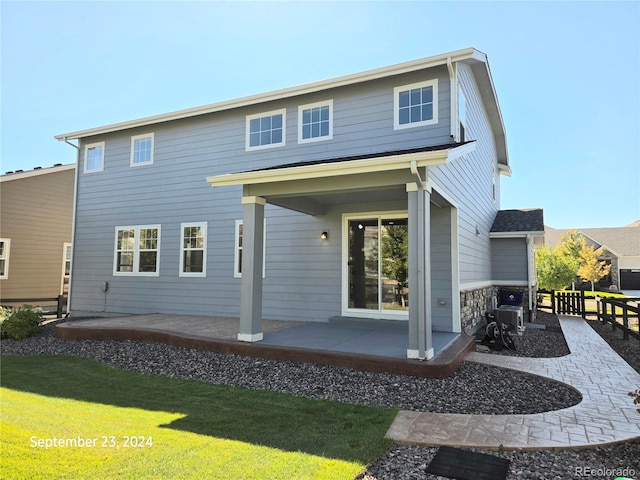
[
  {"x1": 348, "y1": 219, "x2": 378, "y2": 310},
  {"x1": 381, "y1": 219, "x2": 409, "y2": 312}
]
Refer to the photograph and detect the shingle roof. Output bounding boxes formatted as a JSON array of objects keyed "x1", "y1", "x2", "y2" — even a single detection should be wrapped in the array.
[
  {"x1": 243, "y1": 142, "x2": 472, "y2": 174},
  {"x1": 545, "y1": 226, "x2": 640, "y2": 257},
  {"x1": 490, "y1": 209, "x2": 545, "y2": 233}
]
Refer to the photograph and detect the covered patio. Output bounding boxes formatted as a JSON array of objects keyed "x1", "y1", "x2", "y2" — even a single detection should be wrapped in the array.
[
  {"x1": 55, "y1": 314, "x2": 474, "y2": 378},
  {"x1": 207, "y1": 142, "x2": 475, "y2": 361}
]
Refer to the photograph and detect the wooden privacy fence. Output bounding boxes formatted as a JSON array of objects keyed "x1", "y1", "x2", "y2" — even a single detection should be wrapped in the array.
[
  {"x1": 598, "y1": 297, "x2": 640, "y2": 343},
  {"x1": 0, "y1": 295, "x2": 67, "y2": 318},
  {"x1": 539, "y1": 290, "x2": 587, "y2": 318}
]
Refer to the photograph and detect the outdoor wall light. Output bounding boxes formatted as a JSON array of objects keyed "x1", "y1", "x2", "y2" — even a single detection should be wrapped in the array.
[{"x1": 321, "y1": 231, "x2": 329, "y2": 240}]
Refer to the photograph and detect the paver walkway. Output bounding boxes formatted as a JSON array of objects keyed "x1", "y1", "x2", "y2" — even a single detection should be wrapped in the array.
[{"x1": 386, "y1": 316, "x2": 640, "y2": 449}]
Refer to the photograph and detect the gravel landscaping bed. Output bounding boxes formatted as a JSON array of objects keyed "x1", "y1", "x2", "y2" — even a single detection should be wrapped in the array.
[{"x1": 3, "y1": 314, "x2": 639, "y2": 479}]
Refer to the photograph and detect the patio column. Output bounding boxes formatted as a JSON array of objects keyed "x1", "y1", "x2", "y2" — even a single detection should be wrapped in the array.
[
  {"x1": 407, "y1": 182, "x2": 434, "y2": 360},
  {"x1": 238, "y1": 195, "x2": 265, "y2": 342}
]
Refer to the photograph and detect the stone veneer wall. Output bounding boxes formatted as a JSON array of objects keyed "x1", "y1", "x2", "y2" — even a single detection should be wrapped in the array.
[{"x1": 460, "y1": 285, "x2": 536, "y2": 334}]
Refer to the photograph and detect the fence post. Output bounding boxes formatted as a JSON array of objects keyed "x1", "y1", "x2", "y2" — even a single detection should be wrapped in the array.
[
  {"x1": 580, "y1": 290, "x2": 586, "y2": 319},
  {"x1": 611, "y1": 301, "x2": 617, "y2": 332},
  {"x1": 551, "y1": 290, "x2": 556, "y2": 315},
  {"x1": 622, "y1": 307, "x2": 629, "y2": 341}
]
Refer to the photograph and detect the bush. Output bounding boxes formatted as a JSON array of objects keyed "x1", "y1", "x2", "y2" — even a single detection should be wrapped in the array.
[{"x1": 0, "y1": 306, "x2": 43, "y2": 340}]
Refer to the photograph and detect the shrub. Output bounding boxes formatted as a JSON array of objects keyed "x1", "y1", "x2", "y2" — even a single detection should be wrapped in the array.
[{"x1": 0, "y1": 306, "x2": 43, "y2": 340}]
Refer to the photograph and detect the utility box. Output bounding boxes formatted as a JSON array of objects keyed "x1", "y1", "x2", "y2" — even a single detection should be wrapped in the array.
[{"x1": 497, "y1": 305, "x2": 524, "y2": 333}]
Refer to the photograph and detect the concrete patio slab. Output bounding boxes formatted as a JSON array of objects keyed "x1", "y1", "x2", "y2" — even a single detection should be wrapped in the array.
[
  {"x1": 385, "y1": 316, "x2": 640, "y2": 449},
  {"x1": 55, "y1": 314, "x2": 474, "y2": 378}
]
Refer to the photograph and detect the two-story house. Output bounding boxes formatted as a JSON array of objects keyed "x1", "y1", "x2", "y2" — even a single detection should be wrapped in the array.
[{"x1": 56, "y1": 48, "x2": 543, "y2": 360}]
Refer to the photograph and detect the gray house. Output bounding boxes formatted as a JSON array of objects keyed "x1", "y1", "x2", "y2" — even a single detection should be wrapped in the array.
[{"x1": 56, "y1": 48, "x2": 541, "y2": 360}]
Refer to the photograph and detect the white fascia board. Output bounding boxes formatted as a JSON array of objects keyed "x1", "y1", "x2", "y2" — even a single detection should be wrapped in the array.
[
  {"x1": 207, "y1": 143, "x2": 475, "y2": 188},
  {"x1": 498, "y1": 163, "x2": 512, "y2": 177},
  {"x1": 489, "y1": 231, "x2": 545, "y2": 238},
  {"x1": 56, "y1": 48, "x2": 481, "y2": 141},
  {"x1": 0, "y1": 163, "x2": 75, "y2": 183}
]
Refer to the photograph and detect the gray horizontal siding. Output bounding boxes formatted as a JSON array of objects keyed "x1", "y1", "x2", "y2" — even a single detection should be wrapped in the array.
[
  {"x1": 491, "y1": 238, "x2": 528, "y2": 282},
  {"x1": 70, "y1": 63, "x2": 505, "y2": 322}
]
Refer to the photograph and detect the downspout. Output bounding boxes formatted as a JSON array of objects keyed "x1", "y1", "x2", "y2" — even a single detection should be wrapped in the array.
[
  {"x1": 60, "y1": 137, "x2": 80, "y2": 316},
  {"x1": 526, "y1": 234, "x2": 534, "y2": 317},
  {"x1": 447, "y1": 57, "x2": 457, "y2": 140}
]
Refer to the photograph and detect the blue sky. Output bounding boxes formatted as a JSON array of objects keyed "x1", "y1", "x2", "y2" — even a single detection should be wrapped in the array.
[{"x1": 2, "y1": 1, "x2": 638, "y2": 229}]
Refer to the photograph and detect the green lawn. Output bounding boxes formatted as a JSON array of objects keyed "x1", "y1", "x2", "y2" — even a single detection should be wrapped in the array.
[{"x1": 1, "y1": 355, "x2": 396, "y2": 480}]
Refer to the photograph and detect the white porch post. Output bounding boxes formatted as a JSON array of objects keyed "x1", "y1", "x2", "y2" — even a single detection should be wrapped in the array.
[
  {"x1": 407, "y1": 182, "x2": 434, "y2": 360},
  {"x1": 238, "y1": 195, "x2": 265, "y2": 342}
]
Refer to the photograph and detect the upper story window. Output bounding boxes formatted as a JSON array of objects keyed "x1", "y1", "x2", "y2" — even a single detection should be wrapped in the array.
[
  {"x1": 246, "y1": 109, "x2": 286, "y2": 151},
  {"x1": 298, "y1": 100, "x2": 333, "y2": 143},
  {"x1": 114, "y1": 225, "x2": 160, "y2": 276},
  {"x1": 458, "y1": 85, "x2": 467, "y2": 142},
  {"x1": 131, "y1": 133, "x2": 154, "y2": 167},
  {"x1": 0, "y1": 238, "x2": 10, "y2": 279},
  {"x1": 84, "y1": 142, "x2": 105, "y2": 173},
  {"x1": 393, "y1": 79, "x2": 438, "y2": 130},
  {"x1": 180, "y1": 222, "x2": 207, "y2": 277}
]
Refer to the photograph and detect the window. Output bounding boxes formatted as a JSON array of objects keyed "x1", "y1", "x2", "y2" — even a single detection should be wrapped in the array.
[
  {"x1": 234, "y1": 220, "x2": 266, "y2": 278},
  {"x1": 246, "y1": 109, "x2": 286, "y2": 150},
  {"x1": 130, "y1": 133, "x2": 154, "y2": 166},
  {"x1": 84, "y1": 142, "x2": 105, "y2": 173},
  {"x1": 0, "y1": 239, "x2": 10, "y2": 279},
  {"x1": 180, "y1": 222, "x2": 207, "y2": 277},
  {"x1": 114, "y1": 225, "x2": 161, "y2": 276},
  {"x1": 298, "y1": 100, "x2": 333, "y2": 143},
  {"x1": 394, "y1": 79, "x2": 438, "y2": 130},
  {"x1": 458, "y1": 85, "x2": 467, "y2": 142},
  {"x1": 61, "y1": 243, "x2": 72, "y2": 294}
]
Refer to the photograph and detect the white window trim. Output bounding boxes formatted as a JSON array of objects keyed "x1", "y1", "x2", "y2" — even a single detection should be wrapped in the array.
[
  {"x1": 393, "y1": 79, "x2": 438, "y2": 130},
  {"x1": 113, "y1": 225, "x2": 161, "y2": 277},
  {"x1": 84, "y1": 141, "x2": 105, "y2": 173},
  {"x1": 60, "y1": 242, "x2": 72, "y2": 294},
  {"x1": 458, "y1": 84, "x2": 467, "y2": 142},
  {"x1": 130, "y1": 133, "x2": 155, "y2": 167},
  {"x1": 297, "y1": 99, "x2": 333, "y2": 144},
  {"x1": 0, "y1": 238, "x2": 10, "y2": 280},
  {"x1": 245, "y1": 108, "x2": 287, "y2": 151},
  {"x1": 341, "y1": 211, "x2": 409, "y2": 320},
  {"x1": 234, "y1": 219, "x2": 266, "y2": 278},
  {"x1": 179, "y1": 222, "x2": 207, "y2": 278}
]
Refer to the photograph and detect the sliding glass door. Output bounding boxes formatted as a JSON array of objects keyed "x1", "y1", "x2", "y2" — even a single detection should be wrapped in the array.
[{"x1": 345, "y1": 213, "x2": 408, "y2": 318}]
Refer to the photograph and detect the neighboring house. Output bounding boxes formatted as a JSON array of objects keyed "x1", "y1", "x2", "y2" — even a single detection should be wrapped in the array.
[
  {"x1": 55, "y1": 47, "x2": 542, "y2": 360},
  {"x1": 545, "y1": 225, "x2": 640, "y2": 291},
  {"x1": 0, "y1": 164, "x2": 75, "y2": 311}
]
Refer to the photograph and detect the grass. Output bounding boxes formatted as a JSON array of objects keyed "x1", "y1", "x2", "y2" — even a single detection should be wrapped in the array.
[{"x1": 1, "y1": 355, "x2": 397, "y2": 480}]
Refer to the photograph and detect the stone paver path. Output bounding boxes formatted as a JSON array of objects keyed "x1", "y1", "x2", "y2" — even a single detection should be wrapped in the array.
[{"x1": 386, "y1": 316, "x2": 640, "y2": 449}]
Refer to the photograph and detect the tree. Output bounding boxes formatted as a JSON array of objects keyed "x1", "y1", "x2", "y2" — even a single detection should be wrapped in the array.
[
  {"x1": 556, "y1": 230, "x2": 585, "y2": 290},
  {"x1": 535, "y1": 246, "x2": 577, "y2": 291},
  {"x1": 578, "y1": 244, "x2": 611, "y2": 292}
]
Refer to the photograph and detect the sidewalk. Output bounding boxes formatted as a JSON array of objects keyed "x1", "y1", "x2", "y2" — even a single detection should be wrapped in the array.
[{"x1": 385, "y1": 316, "x2": 640, "y2": 449}]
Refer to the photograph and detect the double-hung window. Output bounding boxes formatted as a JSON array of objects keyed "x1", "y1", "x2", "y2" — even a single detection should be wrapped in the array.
[
  {"x1": 180, "y1": 222, "x2": 207, "y2": 277},
  {"x1": 114, "y1": 225, "x2": 161, "y2": 276},
  {"x1": 234, "y1": 220, "x2": 266, "y2": 278},
  {"x1": 298, "y1": 100, "x2": 333, "y2": 143},
  {"x1": 130, "y1": 133, "x2": 154, "y2": 166},
  {"x1": 0, "y1": 238, "x2": 10, "y2": 279},
  {"x1": 393, "y1": 79, "x2": 438, "y2": 130},
  {"x1": 246, "y1": 109, "x2": 286, "y2": 151},
  {"x1": 84, "y1": 142, "x2": 105, "y2": 173}
]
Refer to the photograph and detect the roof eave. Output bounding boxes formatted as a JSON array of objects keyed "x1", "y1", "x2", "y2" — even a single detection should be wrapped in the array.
[
  {"x1": 489, "y1": 231, "x2": 545, "y2": 238},
  {"x1": 207, "y1": 143, "x2": 475, "y2": 188},
  {"x1": 56, "y1": 48, "x2": 483, "y2": 141}
]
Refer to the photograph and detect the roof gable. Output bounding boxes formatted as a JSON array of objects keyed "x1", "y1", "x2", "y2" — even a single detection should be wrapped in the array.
[{"x1": 545, "y1": 226, "x2": 640, "y2": 257}]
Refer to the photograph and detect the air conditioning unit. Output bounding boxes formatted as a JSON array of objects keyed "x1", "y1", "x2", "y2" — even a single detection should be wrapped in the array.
[{"x1": 496, "y1": 305, "x2": 524, "y2": 333}]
